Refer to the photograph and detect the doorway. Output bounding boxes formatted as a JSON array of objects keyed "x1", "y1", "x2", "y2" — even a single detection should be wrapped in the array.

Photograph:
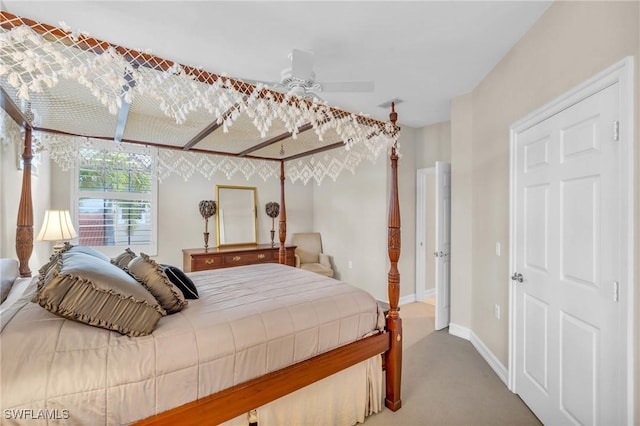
[
  {"x1": 509, "y1": 58, "x2": 634, "y2": 425},
  {"x1": 416, "y1": 162, "x2": 451, "y2": 330}
]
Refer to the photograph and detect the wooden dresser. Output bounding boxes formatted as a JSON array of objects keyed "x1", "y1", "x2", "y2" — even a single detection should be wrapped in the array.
[{"x1": 182, "y1": 244, "x2": 296, "y2": 272}]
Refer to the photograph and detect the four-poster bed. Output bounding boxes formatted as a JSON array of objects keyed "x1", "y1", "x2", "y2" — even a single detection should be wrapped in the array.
[{"x1": 0, "y1": 10, "x2": 403, "y2": 425}]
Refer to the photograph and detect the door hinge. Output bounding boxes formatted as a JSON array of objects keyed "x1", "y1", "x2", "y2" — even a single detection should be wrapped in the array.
[
  {"x1": 613, "y1": 281, "x2": 619, "y2": 302},
  {"x1": 613, "y1": 120, "x2": 620, "y2": 141}
]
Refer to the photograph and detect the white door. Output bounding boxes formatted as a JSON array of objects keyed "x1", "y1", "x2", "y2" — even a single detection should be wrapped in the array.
[
  {"x1": 434, "y1": 161, "x2": 451, "y2": 330},
  {"x1": 512, "y1": 83, "x2": 626, "y2": 425}
]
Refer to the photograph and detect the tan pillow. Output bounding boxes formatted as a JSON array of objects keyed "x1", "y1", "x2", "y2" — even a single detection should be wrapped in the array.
[
  {"x1": 111, "y1": 248, "x2": 137, "y2": 270},
  {"x1": 127, "y1": 253, "x2": 187, "y2": 314},
  {"x1": 35, "y1": 248, "x2": 67, "y2": 293},
  {"x1": 32, "y1": 250, "x2": 166, "y2": 337}
]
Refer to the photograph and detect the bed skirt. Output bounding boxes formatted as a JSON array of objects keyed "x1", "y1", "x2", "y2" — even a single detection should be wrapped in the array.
[{"x1": 221, "y1": 354, "x2": 383, "y2": 426}]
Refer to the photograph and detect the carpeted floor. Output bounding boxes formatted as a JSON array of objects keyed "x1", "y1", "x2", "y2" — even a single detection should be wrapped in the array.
[{"x1": 363, "y1": 303, "x2": 542, "y2": 426}]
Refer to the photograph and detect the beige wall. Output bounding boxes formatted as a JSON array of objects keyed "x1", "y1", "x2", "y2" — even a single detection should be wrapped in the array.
[
  {"x1": 416, "y1": 120, "x2": 451, "y2": 169},
  {"x1": 312, "y1": 127, "x2": 417, "y2": 301},
  {"x1": 450, "y1": 93, "x2": 473, "y2": 329},
  {"x1": 1, "y1": 136, "x2": 51, "y2": 272},
  {"x1": 450, "y1": 0, "x2": 639, "y2": 416}
]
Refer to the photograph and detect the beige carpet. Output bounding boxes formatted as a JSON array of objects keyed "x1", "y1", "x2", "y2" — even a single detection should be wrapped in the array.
[{"x1": 363, "y1": 303, "x2": 541, "y2": 426}]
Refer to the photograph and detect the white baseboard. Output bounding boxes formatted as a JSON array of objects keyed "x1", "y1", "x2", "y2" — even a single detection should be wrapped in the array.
[
  {"x1": 470, "y1": 331, "x2": 508, "y2": 386},
  {"x1": 447, "y1": 324, "x2": 508, "y2": 386},
  {"x1": 379, "y1": 294, "x2": 417, "y2": 307},
  {"x1": 448, "y1": 323, "x2": 471, "y2": 340},
  {"x1": 399, "y1": 294, "x2": 416, "y2": 306},
  {"x1": 384, "y1": 292, "x2": 434, "y2": 306}
]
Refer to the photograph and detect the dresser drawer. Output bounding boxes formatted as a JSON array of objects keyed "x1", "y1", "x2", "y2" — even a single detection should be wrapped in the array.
[
  {"x1": 223, "y1": 251, "x2": 270, "y2": 266},
  {"x1": 183, "y1": 245, "x2": 296, "y2": 272},
  {"x1": 192, "y1": 255, "x2": 222, "y2": 270}
]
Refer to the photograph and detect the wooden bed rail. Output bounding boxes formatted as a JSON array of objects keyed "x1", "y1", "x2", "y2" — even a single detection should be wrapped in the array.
[{"x1": 136, "y1": 332, "x2": 389, "y2": 425}]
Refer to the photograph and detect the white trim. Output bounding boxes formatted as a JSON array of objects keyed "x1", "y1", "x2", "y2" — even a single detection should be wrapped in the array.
[
  {"x1": 399, "y1": 294, "x2": 416, "y2": 306},
  {"x1": 448, "y1": 324, "x2": 509, "y2": 386},
  {"x1": 470, "y1": 331, "x2": 508, "y2": 386},
  {"x1": 509, "y1": 56, "x2": 635, "y2": 423},
  {"x1": 424, "y1": 288, "x2": 435, "y2": 298},
  {"x1": 415, "y1": 167, "x2": 436, "y2": 302},
  {"x1": 448, "y1": 323, "x2": 471, "y2": 340}
]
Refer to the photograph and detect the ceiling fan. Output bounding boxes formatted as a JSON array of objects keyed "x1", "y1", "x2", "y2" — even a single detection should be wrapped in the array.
[{"x1": 249, "y1": 49, "x2": 374, "y2": 99}]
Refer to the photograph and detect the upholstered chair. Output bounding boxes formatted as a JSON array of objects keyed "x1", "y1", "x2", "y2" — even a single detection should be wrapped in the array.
[{"x1": 291, "y1": 233, "x2": 334, "y2": 277}]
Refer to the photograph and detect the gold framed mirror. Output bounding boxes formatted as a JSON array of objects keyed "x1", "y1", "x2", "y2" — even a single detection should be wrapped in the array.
[{"x1": 215, "y1": 185, "x2": 258, "y2": 246}]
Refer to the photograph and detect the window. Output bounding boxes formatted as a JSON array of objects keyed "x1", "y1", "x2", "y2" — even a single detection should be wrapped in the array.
[{"x1": 72, "y1": 141, "x2": 157, "y2": 255}]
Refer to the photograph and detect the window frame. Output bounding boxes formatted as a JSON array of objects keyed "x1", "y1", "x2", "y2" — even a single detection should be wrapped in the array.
[{"x1": 71, "y1": 141, "x2": 158, "y2": 256}]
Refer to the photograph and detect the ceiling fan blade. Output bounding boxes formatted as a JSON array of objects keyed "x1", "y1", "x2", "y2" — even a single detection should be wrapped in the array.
[
  {"x1": 318, "y1": 81, "x2": 375, "y2": 93},
  {"x1": 290, "y1": 49, "x2": 315, "y2": 81}
]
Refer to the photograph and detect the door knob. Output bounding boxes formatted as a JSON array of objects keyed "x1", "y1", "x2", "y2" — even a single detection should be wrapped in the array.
[{"x1": 511, "y1": 272, "x2": 524, "y2": 283}]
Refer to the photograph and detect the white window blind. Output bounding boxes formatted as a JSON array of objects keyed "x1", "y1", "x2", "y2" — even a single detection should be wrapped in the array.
[{"x1": 72, "y1": 142, "x2": 157, "y2": 255}]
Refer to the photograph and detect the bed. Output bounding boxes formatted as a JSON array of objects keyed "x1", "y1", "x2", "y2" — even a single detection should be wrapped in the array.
[{"x1": 0, "y1": 10, "x2": 403, "y2": 425}]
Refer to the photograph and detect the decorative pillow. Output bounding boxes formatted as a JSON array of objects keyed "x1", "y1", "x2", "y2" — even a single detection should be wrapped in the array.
[
  {"x1": 128, "y1": 254, "x2": 187, "y2": 314},
  {"x1": 68, "y1": 245, "x2": 111, "y2": 263},
  {"x1": 112, "y1": 248, "x2": 137, "y2": 270},
  {"x1": 0, "y1": 259, "x2": 19, "y2": 304},
  {"x1": 35, "y1": 248, "x2": 67, "y2": 293},
  {"x1": 32, "y1": 250, "x2": 166, "y2": 337},
  {"x1": 161, "y1": 265, "x2": 199, "y2": 299}
]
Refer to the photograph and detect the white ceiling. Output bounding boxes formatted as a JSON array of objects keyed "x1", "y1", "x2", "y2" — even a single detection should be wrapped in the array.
[{"x1": 3, "y1": 1, "x2": 552, "y2": 128}]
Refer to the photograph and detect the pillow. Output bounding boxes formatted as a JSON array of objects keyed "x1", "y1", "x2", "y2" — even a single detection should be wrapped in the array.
[
  {"x1": 161, "y1": 265, "x2": 199, "y2": 299},
  {"x1": 0, "y1": 259, "x2": 19, "y2": 304},
  {"x1": 112, "y1": 248, "x2": 137, "y2": 270},
  {"x1": 67, "y1": 245, "x2": 111, "y2": 263},
  {"x1": 32, "y1": 250, "x2": 166, "y2": 337},
  {"x1": 36, "y1": 249, "x2": 66, "y2": 293},
  {"x1": 128, "y1": 254, "x2": 187, "y2": 314}
]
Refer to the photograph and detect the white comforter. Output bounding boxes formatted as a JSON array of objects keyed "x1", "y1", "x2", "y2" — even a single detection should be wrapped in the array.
[{"x1": 1, "y1": 263, "x2": 384, "y2": 425}]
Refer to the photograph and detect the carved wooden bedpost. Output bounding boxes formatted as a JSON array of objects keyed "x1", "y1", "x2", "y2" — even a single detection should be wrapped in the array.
[
  {"x1": 278, "y1": 160, "x2": 287, "y2": 264},
  {"x1": 16, "y1": 126, "x2": 34, "y2": 277},
  {"x1": 385, "y1": 102, "x2": 402, "y2": 411}
]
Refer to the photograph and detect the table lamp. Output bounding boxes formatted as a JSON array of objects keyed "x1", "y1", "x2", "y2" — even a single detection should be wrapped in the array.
[{"x1": 37, "y1": 210, "x2": 78, "y2": 253}]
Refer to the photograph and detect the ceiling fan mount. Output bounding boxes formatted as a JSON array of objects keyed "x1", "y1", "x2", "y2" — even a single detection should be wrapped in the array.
[{"x1": 254, "y1": 49, "x2": 374, "y2": 99}]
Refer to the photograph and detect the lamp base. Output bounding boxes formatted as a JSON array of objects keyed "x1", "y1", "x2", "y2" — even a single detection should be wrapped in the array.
[
  {"x1": 270, "y1": 230, "x2": 275, "y2": 247},
  {"x1": 203, "y1": 232, "x2": 210, "y2": 250}
]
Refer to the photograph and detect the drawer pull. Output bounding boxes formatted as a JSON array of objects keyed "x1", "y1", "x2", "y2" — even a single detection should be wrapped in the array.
[
  {"x1": 257, "y1": 254, "x2": 265, "y2": 260},
  {"x1": 205, "y1": 259, "x2": 215, "y2": 265},
  {"x1": 232, "y1": 256, "x2": 241, "y2": 262}
]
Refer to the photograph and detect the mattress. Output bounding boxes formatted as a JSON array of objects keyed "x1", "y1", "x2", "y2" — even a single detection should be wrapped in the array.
[{"x1": 1, "y1": 263, "x2": 384, "y2": 425}]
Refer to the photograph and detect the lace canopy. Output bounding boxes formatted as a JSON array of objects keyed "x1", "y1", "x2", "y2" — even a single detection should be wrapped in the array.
[{"x1": 0, "y1": 12, "x2": 400, "y2": 185}]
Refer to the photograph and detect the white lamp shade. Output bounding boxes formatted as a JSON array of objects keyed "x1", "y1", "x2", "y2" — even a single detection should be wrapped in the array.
[{"x1": 36, "y1": 210, "x2": 78, "y2": 242}]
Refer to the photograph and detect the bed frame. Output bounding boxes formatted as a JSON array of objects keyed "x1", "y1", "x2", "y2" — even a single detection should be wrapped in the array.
[{"x1": 2, "y1": 11, "x2": 402, "y2": 424}]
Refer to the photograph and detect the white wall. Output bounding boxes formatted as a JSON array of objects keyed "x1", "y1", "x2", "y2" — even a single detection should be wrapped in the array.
[
  {"x1": 449, "y1": 2, "x2": 639, "y2": 416},
  {"x1": 155, "y1": 172, "x2": 313, "y2": 266},
  {"x1": 1, "y1": 133, "x2": 51, "y2": 274},
  {"x1": 311, "y1": 127, "x2": 418, "y2": 302},
  {"x1": 49, "y1": 159, "x2": 314, "y2": 267}
]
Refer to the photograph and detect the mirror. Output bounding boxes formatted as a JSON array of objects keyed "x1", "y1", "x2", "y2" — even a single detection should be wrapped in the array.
[{"x1": 216, "y1": 185, "x2": 258, "y2": 246}]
